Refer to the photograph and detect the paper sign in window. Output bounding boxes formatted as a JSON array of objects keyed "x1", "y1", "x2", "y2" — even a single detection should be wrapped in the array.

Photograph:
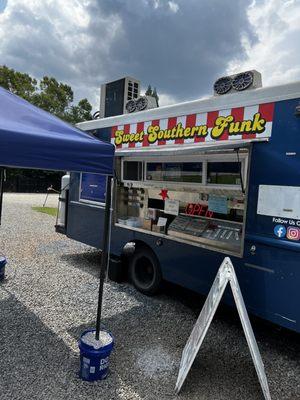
[{"x1": 208, "y1": 195, "x2": 228, "y2": 214}]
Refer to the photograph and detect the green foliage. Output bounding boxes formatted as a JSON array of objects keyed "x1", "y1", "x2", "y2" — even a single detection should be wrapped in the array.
[
  {"x1": 145, "y1": 84, "x2": 152, "y2": 96},
  {"x1": 32, "y1": 206, "x2": 58, "y2": 217},
  {"x1": 32, "y1": 76, "x2": 74, "y2": 118},
  {"x1": 64, "y1": 98, "x2": 93, "y2": 124},
  {"x1": 152, "y1": 87, "x2": 159, "y2": 106},
  {"x1": 0, "y1": 65, "x2": 37, "y2": 101},
  {"x1": 144, "y1": 84, "x2": 159, "y2": 106},
  {"x1": 0, "y1": 65, "x2": 94, "y2": 191},
  {"x1": 0, "y1": 65, "x2": 93, "y2": 123}
]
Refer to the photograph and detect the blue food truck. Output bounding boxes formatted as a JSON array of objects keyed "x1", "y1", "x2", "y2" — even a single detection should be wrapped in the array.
[{"x1": 57, "y1": 73, "x2": 300, "y2": 333}]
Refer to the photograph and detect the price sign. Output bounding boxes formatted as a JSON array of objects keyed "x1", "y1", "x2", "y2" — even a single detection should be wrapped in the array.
[{"x1": 164, "y1": 199, "x2": 179, "y2": 215}]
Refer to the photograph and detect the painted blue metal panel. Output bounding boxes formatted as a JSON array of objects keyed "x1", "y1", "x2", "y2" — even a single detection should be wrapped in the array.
[
  {"x1": 67, "y1": 172, "x2": 105, "y2": 247},
  {"x1": 246, "y1": 99, "x2": 300, "y2": 239}
]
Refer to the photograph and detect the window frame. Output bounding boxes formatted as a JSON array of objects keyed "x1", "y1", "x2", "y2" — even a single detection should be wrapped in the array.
[
  {"x1": 120, "y1": 153, "x2": 248, "y2": 190},
  {"x1": 145, "y1": 160, "x2": 204, "y2": 185},
  {"x1": 121, "y1": 160, "x2": 144, "y2": 183},
  {"x1": 206, "y1": 159, "x2": 246, "y2": 188}
]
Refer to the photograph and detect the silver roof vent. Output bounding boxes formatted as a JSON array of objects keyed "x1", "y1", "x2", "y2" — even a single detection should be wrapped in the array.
[{"x1": 214, "y1": 70, "x2": 262, "y2": 96}]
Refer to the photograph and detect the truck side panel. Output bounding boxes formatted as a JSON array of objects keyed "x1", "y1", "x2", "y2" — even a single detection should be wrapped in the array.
[
  {"x1": 67, "y1": 172, "x2": 105, "y2": 248},
  {"x1": 108, "y1": 224, "x2": 300, "y2": 332}
]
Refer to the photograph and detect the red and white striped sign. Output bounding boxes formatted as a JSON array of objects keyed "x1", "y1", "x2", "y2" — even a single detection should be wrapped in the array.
[{"x1": 111, "y1": 102, "x2": 275, "y2": 149}]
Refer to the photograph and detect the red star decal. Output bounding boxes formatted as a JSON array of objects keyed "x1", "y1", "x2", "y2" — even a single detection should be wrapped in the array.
[{"x1": 159, "y1": 189, "x2": 169, "y2": 200}]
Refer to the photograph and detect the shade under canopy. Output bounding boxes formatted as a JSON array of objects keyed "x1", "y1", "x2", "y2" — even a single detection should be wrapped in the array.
[{"x1": 0, "y1": 87, "x2": 114, "y2": 175}]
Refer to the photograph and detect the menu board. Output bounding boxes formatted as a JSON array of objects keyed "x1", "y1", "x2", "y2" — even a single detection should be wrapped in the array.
[{"x1": 164, "y1": 199, "x2": 180, "y2": 215}]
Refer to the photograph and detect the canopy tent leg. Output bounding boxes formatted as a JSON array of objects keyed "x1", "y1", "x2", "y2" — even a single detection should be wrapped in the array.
[
  {"x1": 0, "y1": 168, "x2": 4, "y2": 226},
  {"x1": 95, "y1": 175, "x2": 112, "y2": 340}
]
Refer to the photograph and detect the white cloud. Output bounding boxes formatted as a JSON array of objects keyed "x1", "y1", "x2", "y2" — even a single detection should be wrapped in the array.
[
  {"x1": 0, "y1": 0, "x2": 274, "y2": 112},
  {"x1": 0, "y1": 0, "x2": 122, "y2": 107},
  {"x1": 227, "y1": 0, "x2": 300, "y2": 86},
  {"x1": 168, "y1": 1, "x2": 179, "y2": 13},
  {"x1": 0, "y1": 0, "x2": 92, "y2": 76},
  {"x1": 157, "y1": 92, "x2": 178, "y2": 106}
]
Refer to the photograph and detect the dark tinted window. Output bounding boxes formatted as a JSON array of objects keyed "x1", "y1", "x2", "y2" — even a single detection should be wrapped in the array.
[
  {"x1": 146, "y1": 162, "x2": 202, "y2": 183},
  {"x1": 123, "y1": 161, "x2": 143, "y2": 181},
  {"x1": 207, "y1": 162, "x2": 241, "y2": 185}
]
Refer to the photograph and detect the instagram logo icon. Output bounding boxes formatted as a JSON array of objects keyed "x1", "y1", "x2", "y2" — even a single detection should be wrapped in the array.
[{"x1": 287, "y1": 227, "x2": 300, "y2": 241}]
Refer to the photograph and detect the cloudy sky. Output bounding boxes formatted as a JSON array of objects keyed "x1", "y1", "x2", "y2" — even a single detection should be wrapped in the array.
[{"x1": 0, "y1": 0, "x2": 299, "y2": 110}]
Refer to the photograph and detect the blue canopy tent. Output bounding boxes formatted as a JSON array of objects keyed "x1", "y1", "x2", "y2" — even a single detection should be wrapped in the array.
[
  {"x1": 0, "y1": 87, "x2": 114, "y2": 174},
  {"x1": 0, "y1": 86, "x2": 115, "y2": 339}
]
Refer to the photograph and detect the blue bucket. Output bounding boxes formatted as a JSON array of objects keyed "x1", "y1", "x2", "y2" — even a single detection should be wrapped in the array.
[
  {"x1": 78, "y1": 328, "x2": 114, "y2": 381},
  {"x1": 0, "y1": 256, "x2": 7, "y2": 281}
]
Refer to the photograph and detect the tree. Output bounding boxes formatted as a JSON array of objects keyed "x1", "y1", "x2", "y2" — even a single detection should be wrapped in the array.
[
  {"x1": 32, "y1": 76, "x2": 74, "y2": 118},
  {"x1": 0, "y1": 65, "x2": 37, "y2": 101},
  {"x1": 144, "y1": 84, "x2": 159, "y2": 106},
  {"x1": 0, "y1": 65, "x2": 93, "y2": 123},
  {"x1": 145, "y1": 84, "x2": 152, "y2": 96},
  {"x1": 65, "y1": 98, "x2": 93, "y2": 124},
  {"x1": 152, "y1": 87, "x2": 159, "y2": 106},
  {"x1": 0, "y1": 65, "x2": 93, "y2": 192}
]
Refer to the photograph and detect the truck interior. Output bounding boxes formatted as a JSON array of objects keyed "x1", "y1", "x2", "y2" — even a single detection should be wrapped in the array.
[{"x1": 113, "y1": 147, "x2": 249, "y2": 256}]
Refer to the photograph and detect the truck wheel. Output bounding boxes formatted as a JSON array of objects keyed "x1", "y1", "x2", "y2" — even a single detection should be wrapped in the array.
[{"x1": 129, "y1": 247, "x2": 162, "y2": 295}]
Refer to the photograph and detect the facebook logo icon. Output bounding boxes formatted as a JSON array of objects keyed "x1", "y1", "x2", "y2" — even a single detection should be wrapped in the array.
[{"x1": 274, "y1": 225, "x2": 286, "y2": 238}]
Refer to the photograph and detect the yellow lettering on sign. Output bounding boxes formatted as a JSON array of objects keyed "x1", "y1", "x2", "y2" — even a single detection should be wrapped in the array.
[
  {"x1": 252, "y1": 113, "x2": 266, "y2": 132},
  {"x1": 184, "y1": 127, "x2": 191, "y2": 137},
  {"x1": 211, "y1": 112, "x2": 266, "y2": 139},
  {"x1": 191, "y1": 126, "x2": 198, "y2": 136},
  {"x1": 114, "y1": 129, "x2": 144, "y2": 145},
  {"x1": 146, "y1": 122, "x2": 208, "y2": 144},
  {"x1": 114, "y1": 130, "x2": 124, "y2": 146},
  {"x1": 113, "y1": 112, "x2": 267, "y2": 146},
  {"x1": 197, "y1": 125, "x2": 208, "y2": 137},
  {"x1": 148, "y1": 125, "x2": 159, "y2": 143},
  {"x1": 211, "y1": 116, "x2": 233, "y2": 139}
]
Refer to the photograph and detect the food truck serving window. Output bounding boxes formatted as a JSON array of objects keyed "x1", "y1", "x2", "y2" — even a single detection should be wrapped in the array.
[
  {"x1": 146, "y1": 162, "x2": 203, "y2": 183},
  {"x1": 207, "y1": 161, "x2": 241, "y2": 185},
  {"x1": 116, "y1": 151, "x2": 249, "y2": 256}
]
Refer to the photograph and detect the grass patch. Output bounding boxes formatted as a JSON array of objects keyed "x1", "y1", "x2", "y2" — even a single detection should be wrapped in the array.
[{"x1": 32, "y1": 206, "x2": 58, "y2": 217}]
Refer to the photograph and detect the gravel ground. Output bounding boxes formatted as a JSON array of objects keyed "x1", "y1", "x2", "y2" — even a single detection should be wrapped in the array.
[{"x1": 0, "y1": 193, "x2": 299, "y2": 400}]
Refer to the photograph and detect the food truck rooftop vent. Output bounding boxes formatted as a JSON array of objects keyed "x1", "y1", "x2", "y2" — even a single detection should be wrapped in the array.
[
  {"x1": 213, "y1": 70, "x2": 262, "y2": 96},
  {"x1": 99, "y1": 76, "x2": 158, "y2": 118}
]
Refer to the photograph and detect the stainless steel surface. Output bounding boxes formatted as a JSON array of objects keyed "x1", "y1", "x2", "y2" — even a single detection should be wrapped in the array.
[
  {"x1": 168, "y1": 215, "x2": 242, "y2": 253},
  {"x1": 114, "y1": 223, "x2": 243, "y2": 258}
]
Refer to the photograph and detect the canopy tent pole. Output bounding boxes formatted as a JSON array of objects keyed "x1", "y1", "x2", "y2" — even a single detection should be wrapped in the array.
[
  {"x1": 0, "y1": 168, "x2": 4, "y2": 225},
  {"x1": 95, "y1": 175, "x2": 113, "y2": 340}
]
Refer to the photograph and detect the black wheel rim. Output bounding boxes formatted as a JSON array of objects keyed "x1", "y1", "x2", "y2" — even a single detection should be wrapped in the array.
[{"x1": 134, "y1": 256, "x2": 155, "y2": 289}]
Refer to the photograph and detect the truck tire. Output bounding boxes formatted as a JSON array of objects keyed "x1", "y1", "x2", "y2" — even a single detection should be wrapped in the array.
[{"x1": 129, "y1": 247, "x2": 162, "y2": 295}]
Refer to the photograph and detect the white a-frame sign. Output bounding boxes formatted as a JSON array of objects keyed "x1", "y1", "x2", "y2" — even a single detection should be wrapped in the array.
[{"x1": 175, "y1": 257, "x2": 271, "y2": 400}]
